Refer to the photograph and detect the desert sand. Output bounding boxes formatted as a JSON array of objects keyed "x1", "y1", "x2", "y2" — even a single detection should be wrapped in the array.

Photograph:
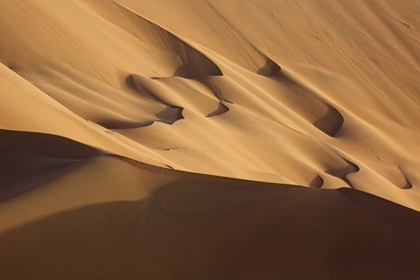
[{"x1": 1, "y1": 0, "x2": 420, "y2": 279}]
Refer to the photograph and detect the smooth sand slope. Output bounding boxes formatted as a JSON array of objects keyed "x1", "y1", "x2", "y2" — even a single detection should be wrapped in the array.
[
  {"x1": 1, "y1": 139, "x2": 420, "y2": 279},
  {"x1": 1, "y1": 0, "x2": 420, "y2": 278}
]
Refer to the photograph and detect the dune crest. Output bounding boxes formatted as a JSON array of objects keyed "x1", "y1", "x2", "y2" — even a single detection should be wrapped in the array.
[{"x1": 1, "y1": 0, "x2": 420, "y2": 278}]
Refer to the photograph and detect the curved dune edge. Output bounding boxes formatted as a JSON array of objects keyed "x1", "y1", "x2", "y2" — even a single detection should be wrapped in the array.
[
  {"x1": 0, "y1": 129, "x2": 100, "y2": 202},
  {"x1": 0, "y1": 128, "x2": 411, "y2": 200},
  {"x1": 326, "y1": 158, "x2": 360, "y2": 188},
  {"x1": 1, "y1": 128, "x2": 416, "y2": 212},
  {"x1": 1, "y1": 154, "x2": 420, "y2": 279},
  {"x1": 0, "y1": 128, "x2": 289, "y2": 209},
  {"x1": 2, "y1": 0, "x2": 420, "y2": 205},
  {"x1": 1, "y1": 0, "x2": 420, "y2": 278},
  {"x1": 1, "y1": 132, "x2": 420, "y2": 279},
  {"x1": 313, "y1": 104, "x2": 344, "y2": 137},
  {"x1": 0, "y1": 125, "x2": 418, "y2": 213}
]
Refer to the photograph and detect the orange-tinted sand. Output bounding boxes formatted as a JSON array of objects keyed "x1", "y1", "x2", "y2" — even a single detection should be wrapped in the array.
[{"x1": 1, "y1": 0, "x2": 420, "y2": 278}]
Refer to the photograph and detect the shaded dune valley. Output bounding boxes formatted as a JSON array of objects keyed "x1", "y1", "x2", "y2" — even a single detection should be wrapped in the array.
[{"x1": 1, "y1": 0, "x2": 420, "y2": 279}]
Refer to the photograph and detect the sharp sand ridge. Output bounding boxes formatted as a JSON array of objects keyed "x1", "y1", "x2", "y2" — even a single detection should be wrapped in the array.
[{"x1": 1, "y1": 0, "x2": 420, "y2": 279}]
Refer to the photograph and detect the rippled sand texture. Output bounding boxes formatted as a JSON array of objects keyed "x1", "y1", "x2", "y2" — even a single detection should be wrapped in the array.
[{"x1": 1, "y1": 0, "x2": 420, "y2": 279}]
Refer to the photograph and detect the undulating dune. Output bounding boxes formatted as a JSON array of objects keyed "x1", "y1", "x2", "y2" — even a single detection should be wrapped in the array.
[{"x1": 1, "y1": 0, "x2": 420, "y2": 278}]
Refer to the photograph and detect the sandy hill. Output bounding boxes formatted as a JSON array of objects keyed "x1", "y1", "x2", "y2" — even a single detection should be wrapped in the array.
[{"x1": 1, "y1": 0, "x2": 420, "y2": 278}]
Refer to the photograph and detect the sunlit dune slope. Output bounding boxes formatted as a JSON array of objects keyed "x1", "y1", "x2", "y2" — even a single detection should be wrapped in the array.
[
  {"x1": 1, "y1": 0, "x2": 420, "y2": 278},
  {"x1": 2, "y1": 0, "x2": 420, "y2": 208}
]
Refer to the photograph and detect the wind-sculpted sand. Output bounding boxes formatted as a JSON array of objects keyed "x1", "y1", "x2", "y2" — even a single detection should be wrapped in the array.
[{"x1": 1, "y1": 0, "x2": 420, "y2": 278}]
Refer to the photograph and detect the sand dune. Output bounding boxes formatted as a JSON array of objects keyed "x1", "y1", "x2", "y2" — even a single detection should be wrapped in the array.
[
  {"x1": 1, "y1": 155, "x2": 420, "y2": 279},
  {"x1": 1, "y1": 0, "x2": 420, "y2": 278}
]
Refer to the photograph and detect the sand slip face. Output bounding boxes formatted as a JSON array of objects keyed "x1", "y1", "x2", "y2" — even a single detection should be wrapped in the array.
[{"x1": 1, "y1": 0, "x2": 420, "y2": 278}]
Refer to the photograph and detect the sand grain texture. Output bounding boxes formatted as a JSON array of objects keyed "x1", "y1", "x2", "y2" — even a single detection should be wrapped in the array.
[{"x1": 1, "y1": 0, "x2": 420, "y2": 278}]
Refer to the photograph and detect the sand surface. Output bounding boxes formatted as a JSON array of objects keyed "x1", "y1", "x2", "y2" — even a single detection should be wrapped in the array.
[{"x1": 1, "y1": 0, "x2": 420, "y2": 278}]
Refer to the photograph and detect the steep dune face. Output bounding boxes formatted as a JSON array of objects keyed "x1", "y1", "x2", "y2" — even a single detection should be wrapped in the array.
[
  {"x1": 2, "y1": 0, "x2": 419, "y2": 200},
  {"x1": 1, "y1": 0, "x2": 420, "y2": 278},
  {"x1": 1, "y1": 155, "x2": 420, "y2": 279}
]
